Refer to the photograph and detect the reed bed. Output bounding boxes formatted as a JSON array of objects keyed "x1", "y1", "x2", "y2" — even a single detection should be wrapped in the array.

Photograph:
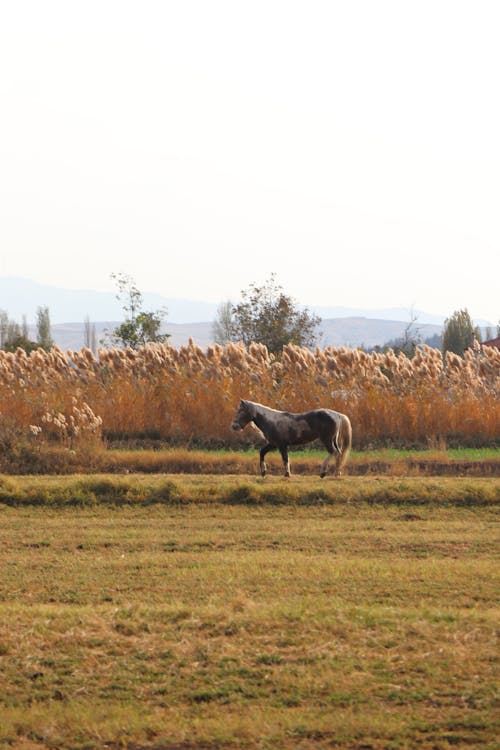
[{"x1": 0, "y1": 340, "x2": 498, "y2": 455}]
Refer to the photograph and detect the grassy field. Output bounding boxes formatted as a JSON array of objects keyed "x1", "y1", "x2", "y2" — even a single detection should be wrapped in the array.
[
  {"x1": 0, "y1": 474, "x2": 499, "y2": 507},
  {"x1": 99, "y1": 446, "x2": 500, "y2": 477},
  {"x1": 0, "y1": 475, "x2": 498, "y2": 749}
]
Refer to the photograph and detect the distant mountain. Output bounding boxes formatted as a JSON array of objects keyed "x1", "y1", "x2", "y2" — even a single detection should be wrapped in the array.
[
  {"x1": 40, "y1": 321, "x2": 215, "y2": 351},
  {"x1": 311, "y1": 305, "x2": 447, "y2": 326},
  {"x1": 1, "y1": 276, "x2": 493, "y2": 326},
  {"x1": 318, "y1": 317, "x2": 443, "y2": 349},
  {"x1": 0, "y1": 276, "x2": 492, "y2": 351},
  {"x1": 26, "y1": 318, "x2": 447, "y2": 352},
  {"x1": 0, "y1": 277, "x2": 219, "y2": 324},
  {"x1": 0, "y1": 277, "x2": 453, "y2": 325}
]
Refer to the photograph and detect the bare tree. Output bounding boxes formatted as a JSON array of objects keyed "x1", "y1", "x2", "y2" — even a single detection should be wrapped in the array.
[
  {"x1": 399, "y1": 307, "x2": 422, "y2": 357},
  {"x1": 84, "y1": 315, "x2": 97, "y2": 353},
  {"x1": 0, "y1": 310, "x2": 8, "y2": 348},
  {"x1": 212, "y1": 300, "x2": 234, "y2": 345},
  {"x1": 0, "y1": 311, "x2": 37, "y2": 353}
]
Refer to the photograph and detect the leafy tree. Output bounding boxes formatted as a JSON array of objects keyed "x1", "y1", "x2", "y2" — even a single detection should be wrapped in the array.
[
  {"x1": 105, "y1": 273, "x2": 170, "y2": 349},
  {"x1": 36, "y1": 306, "x2": 53, "y2": 349},
  {"x1": 442, "y1": 308, "x2": 476, "y2": 356},
  {"x1": 222, "y1": 274, "x2": 321, "y2": 353},
  {"x1": 3, "y1": 332, "x2": 38, "y2": 353}
]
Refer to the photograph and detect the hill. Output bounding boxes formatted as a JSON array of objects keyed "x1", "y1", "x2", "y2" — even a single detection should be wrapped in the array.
[{"x1": 37, "y1": 317, "x2": 443, "y2": 351}]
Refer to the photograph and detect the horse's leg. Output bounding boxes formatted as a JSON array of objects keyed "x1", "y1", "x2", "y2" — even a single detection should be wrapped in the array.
[
  {"x1": 259, "y1": 444, "x2": 274, "y2": 476},
  {"x1": 334, "y1": 449, "x2": 343, "y2": 476},
  {"x1": 319, "y1": 429, "x2": 341, "y2": 478},
  {"x1": 320, "y1": 449, "x2": 334, "y2": 478},
  {"x1": 279, "y1": 445, "x2": 291, "y2": 477},
  {"x1": 332, "y1": 433, "x2": 341, "y2": 454},
  {"x1": 333, "y1": 428, "x2": 344, "y2": 476},
  {"x1": 319, "y1": 424, "x2": 343, "y2": 478}
]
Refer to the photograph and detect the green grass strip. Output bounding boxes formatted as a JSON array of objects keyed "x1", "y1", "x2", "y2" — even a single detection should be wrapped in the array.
[{"x1": 0, "y1": 474, "x2": 498, "y2": 507}]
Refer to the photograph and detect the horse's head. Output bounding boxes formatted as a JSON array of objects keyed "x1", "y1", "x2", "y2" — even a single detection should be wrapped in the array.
[{"x1": 231, "y1": 399, "x2": 253, "y2": 430}]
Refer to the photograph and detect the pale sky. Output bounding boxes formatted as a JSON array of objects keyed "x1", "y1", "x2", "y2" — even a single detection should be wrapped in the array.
[{"x1": 0, "y1": 0, "x2": 499, "y2": 323}]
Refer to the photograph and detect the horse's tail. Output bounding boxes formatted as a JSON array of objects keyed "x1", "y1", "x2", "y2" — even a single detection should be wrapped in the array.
[{"x1": 336, "y1": 413, "x2": 352, "y2": 475}]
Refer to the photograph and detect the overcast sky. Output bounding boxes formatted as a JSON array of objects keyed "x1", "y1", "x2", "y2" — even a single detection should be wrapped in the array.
[{"x1": 0, "y1": 0, "x2": 498, "y2": 323}]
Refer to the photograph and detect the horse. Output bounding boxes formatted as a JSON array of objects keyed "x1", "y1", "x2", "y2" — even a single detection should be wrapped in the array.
[{"x1": 231, "y1": 399, "x2": 352, "y2": 478}]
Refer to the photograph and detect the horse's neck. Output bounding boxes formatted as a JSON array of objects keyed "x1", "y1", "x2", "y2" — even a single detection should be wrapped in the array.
[{"x1": 250, "y1": 404, "x2": 273, "y2": 430}]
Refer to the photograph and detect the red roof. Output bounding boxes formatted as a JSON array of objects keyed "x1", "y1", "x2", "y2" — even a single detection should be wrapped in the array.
[{"x1": 482, "y1": 337, "x2": 500, "y2": 349}]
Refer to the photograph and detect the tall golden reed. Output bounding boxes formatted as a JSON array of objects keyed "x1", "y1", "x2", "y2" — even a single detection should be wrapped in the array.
[{"x1": 0, "y1": 339, "x2": 498, "y2": 447}]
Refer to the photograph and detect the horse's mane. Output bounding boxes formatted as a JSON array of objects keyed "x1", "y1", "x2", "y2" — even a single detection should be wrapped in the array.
[{"x1": 245, "y1": 400, "x2": 290, "y2": 415}]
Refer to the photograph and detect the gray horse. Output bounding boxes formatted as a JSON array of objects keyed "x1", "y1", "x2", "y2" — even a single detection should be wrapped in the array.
[{"x1": 231, "y1": 399, "x2": 352, "y2": 477}]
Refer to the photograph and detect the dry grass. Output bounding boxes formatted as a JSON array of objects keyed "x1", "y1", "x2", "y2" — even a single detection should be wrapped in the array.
[
  {"x1": 0, "y1": 500, "x2": 498, "y2": 749},
  {"x1": 0, "y1": 341, "x2": 499, "y2": 460}
]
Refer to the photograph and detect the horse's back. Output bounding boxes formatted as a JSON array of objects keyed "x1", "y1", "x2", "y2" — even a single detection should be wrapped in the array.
[
  {"x1": 306, "y1": 408, "x2": 344, "y2": 424},
  {"x1": 294, "y1": 408, "x2": 341, "y2": 437}
]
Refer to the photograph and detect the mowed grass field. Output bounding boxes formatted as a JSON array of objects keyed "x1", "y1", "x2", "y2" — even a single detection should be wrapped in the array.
[{"x1": 0, "y1": 475, "x2": 498, "y2": 749}]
